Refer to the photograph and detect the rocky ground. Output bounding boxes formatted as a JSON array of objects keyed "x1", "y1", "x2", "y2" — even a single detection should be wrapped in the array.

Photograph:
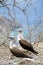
[{"x1": 0, "y1": 43, "x2": 43, "y2": 65}]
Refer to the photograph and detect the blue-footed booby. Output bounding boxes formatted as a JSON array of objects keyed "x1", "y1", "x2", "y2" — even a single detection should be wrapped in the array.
[{"x1": 17, "y1": 28, "x2": 38, "y2": 55}]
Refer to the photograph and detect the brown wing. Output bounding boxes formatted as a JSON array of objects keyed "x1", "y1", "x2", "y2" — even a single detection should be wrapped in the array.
[
  {"x1": 19, "y1": 39, "x2": 38, "y2": 55},
  {"x1": 19, "y1": 39, "x2": 34, "y2": 51},
  {"x1": 10, "y1": 47, "x2": 27, "y2": 57},
  {"x1": 10, "y1": 47, "x2": 32, "y2": 58},
  {"x1": 19, "y1": 39, "x2": 32, "y2": 47}
]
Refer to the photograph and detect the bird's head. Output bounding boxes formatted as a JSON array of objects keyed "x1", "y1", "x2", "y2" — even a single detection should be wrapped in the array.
[
  {"x1": 17, "y1": 28, "x2": 24, "y2": 41},
  {"x1": 17, "y1": 28, "x2": 23, "y2": 34}
]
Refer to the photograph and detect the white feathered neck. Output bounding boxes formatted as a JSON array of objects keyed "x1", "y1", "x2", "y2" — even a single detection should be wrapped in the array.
[
  {"x1": 17, "y1": 32, "x2": 24, "y2": 41},
  {"x1": 10, "y1": 40, "x2": 17, "y2": 49}
]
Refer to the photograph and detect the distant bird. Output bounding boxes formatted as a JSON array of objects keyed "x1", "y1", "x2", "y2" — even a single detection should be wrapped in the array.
[{"x1": 17, "y1": 28, "x2": 38, "y2": 55}]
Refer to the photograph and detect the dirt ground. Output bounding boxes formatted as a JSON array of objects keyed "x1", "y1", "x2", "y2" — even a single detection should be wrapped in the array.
[{"x1": 0, "y1": 43, "x2": 43, "y2": 65}]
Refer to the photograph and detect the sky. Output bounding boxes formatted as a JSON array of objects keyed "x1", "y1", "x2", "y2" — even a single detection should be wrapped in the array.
[{"x1": 0, "y1": 0, "x2": 43, "y2": 33}]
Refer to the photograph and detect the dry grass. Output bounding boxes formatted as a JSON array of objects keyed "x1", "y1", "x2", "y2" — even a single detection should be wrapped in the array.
[{"x1": 0, "y1": 43, "x2": 43, "y2": 65}]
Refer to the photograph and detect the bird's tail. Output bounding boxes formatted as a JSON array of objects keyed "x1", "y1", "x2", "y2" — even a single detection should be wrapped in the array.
[{"x1": 32, "y1": 50, "x2": 38, "y2": 55}]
